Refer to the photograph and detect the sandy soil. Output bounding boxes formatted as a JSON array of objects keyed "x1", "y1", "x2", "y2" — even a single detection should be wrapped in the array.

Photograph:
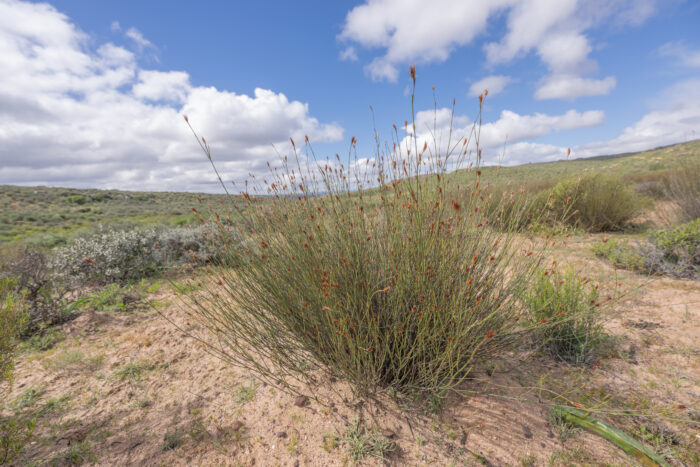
[{"x1": 3, "y1": 234, "x2": 699, "y2": 466}]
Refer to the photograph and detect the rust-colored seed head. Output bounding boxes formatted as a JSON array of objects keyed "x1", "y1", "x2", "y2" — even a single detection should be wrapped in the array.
[
  {"x1": 410, "y1": 65, "x2": 416, "y2": 82},
  {"x1": 484, "y1": 89, "x2": 488, "y2": 96},
  {"x1": 183, "y1": 115, "x2": 188, "y2": 122},
  {"x1": 485, "y1": 329, "x2": 495, "y2": 339}
]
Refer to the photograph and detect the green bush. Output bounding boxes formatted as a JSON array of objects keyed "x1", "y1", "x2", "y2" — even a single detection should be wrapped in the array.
[
  {"x1": 547, "y1": 175, "x2": 641, "y2": 232},
  {"x1": 524, "y1": 268, "x2": 603, "y2": 365},
  {"x1": 0, "y1": 279, "x2": 35, "y2": 465},
  {"x1": 0, "y1": 278, "x2": 25, "y2": 384},
  {"x1": 181, "y1": 77, "x2": 548, "y2": 400},
  {"x1": 595, "y1": 219, "x2": 699, "y2": 279},
  {"x1": 0, "y1": 247, "x2": 73, "y2": 337},
  {"x1": 664, "y1": 158, "x2": 700, "y2": 222}
]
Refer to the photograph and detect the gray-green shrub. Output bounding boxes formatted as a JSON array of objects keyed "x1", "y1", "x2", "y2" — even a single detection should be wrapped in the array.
[
  {"x1": 52, "y1": 225, "x2": 214, "y2": 285},
  {"x1": 594, "y1": 219, "x2": 699, "y2": 279}
]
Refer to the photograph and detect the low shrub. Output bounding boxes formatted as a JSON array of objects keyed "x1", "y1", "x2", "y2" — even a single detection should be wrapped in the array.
[
  {"x1": 546, "y1": 174, "x2": 641, "y2": 232},
  {"x1": 594, "y1": 219, "x2": 699, "y2": 279},
  {"x1": 182, "y1": 73, "x2": 548, "y2": 399},
  {"x1": 52, "y1": 225, "x2": 214, "y2": 286},
  {"x1": 664, "y1": 158, "x2": 700, "y2": 222},
  {"x1": 0, "y1": 247, "x2": 73, "y2": 336},
  {"x1": 0, "y1": 280, "x2": 35, "y2": 465},
  {"x1": 0, "y1": 278, "x2": 25, "y2": 384},
  {"x1": 524, "y1": 268, "x2": 603, "y2": 365}
]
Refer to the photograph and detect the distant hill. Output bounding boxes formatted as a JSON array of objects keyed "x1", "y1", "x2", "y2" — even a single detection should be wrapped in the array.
[{"x1": 2, "y1": 139, "x2": 697, "y2": 246}]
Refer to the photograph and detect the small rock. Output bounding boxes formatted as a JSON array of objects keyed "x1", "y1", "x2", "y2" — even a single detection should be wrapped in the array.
[
  {"x1": 293, "y1": 460, "x2": 299, "y2": 467},
  {"x1": 522, "y1": 425, "x2": 533, "y2": 439},
  {"x1": 382, "y1": 429, "x2": 396, "y2": 439},
  {"x1": 331, "y1": 407, "x2": 338, "y2": 413},
  {"x1": 232, "y1": 421, "x2": 244, "y2": 432},
  {"x1": 294, "y1": 396, "x2": 309, "y2": 407},
  {"x1": 547, "y1": 428, "x2": 554, "y2": 439},
  {"x1": 277, "y1": 431, "x2": 287, "y2": 438}
]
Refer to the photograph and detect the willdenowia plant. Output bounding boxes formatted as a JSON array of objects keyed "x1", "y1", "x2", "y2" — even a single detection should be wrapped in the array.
[{"x1": 178, "y1": 67, "x2": 555, "y2": 401}]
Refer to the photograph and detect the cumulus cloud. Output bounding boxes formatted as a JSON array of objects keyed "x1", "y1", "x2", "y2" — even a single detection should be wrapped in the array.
[
  {"x1": 497, "y1": 78, "x2": 700, "y2": 163},
  {"x1": 535, "y1": 75, "x2": 616, "y2": 100},
  {"x1": 468, "y1": 75, "x2": 513, "y2": 97},
  {"x1": 0, "y1": 0, "x2": 343, "y2": 192},
  {"x1": 403, "y1": 106, "x2": 604, "y2": 166},
  {"x1": 340, "y1": 0, "x2": 653, "y2": 99}
]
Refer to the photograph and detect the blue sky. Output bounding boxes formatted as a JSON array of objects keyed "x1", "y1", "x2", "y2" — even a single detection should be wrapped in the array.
[{"x1": 0, "y1": 0, "x2": 698, "y2": 191}]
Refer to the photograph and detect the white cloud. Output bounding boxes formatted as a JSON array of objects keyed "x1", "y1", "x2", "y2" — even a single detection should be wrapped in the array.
[
  {"x1": 575, "y1": 78, "x2": 700, "y2": 156},
  {"x1": 110, "y1": 20, "x2": 121, "y2": 32},
  {"x1": 340, "y1": 0, "x2": 652, "y2": 98},
  {"x1": 405, "y1": 106, "x2": 604, "y2": 165},
  {"x1": 0, "y1": 0, "x2": 343, "y2": 192},
  {"x1": 125, "y1": 27, "x2": 154, "y2": 51},
  {"x1": 493, "y1": 78, "x2": 700, "y2": 162},
  {"x1": 468, "y1": 75, "x2": 513, "y2": 97},
  {"x1": 339, "y1": 46, "x2": 358, "y2": 61},
  {"x1": 132, "y1": 70, "x2": 191, "y2": 102},
  {"x1": 658, "y1": 41, "x2": 700, "y2": 68},
  {"x1": 535, "y1": 75, "x2": 616, "y2": 100},
  {"x1": 340, "y1": 0, "x2": 512, "y2": 82}
]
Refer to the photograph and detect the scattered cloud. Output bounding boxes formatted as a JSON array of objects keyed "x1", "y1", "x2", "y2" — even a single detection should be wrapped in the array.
[
  {"x1": 574, "y1": 78, "x2": 700, "y2": 156},
  {"x1": 125, "y1": 26, "x2": 155, "y2": 52},
  {"x1": 110, "y1": 20, "x2": 121, "y2": 32},
  {"x1": 403, "y1": 106, "x2": 604, "y2": 165},
  {"x1": 0, "y1": 0, "x2": 343, "y2": 191},
  {"x1": 339, "y1": 46, "x2": 358, "y2": 61},
  {"x1": 340, "y1": 0, "x2": 653, "y2": 99},
  {"x1": 535, "y1": 75, "x2": 616, "y2": 100},
  {"x1": 658, "y1": 41, "x2": 700, "y2": 68},
  {"x1": 497, "y1": 78, "x2": 700, "y2": 163},
  {"x1": 468, "y1": 75, "x2": 513, "y2": 97}
]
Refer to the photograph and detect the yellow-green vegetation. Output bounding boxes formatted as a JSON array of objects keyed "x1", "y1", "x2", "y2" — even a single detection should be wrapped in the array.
[
  {"x1": 546, "y1": 174, "x2": 642, "y2": 232},
  {"x1": 0, "y1": 278, "x2": 25, "y2": 383},
  {"x1": 524, "y1": 268, "x2": 605, "y2": 365},
  {"x1": 0, "y1": 185, "x2": 230, "y2": 246},
  {"x1": 0, "y1": 278, "x2": 35, "y2": 464},
  {"x1": 341, "y1": 418, "x2": 395, "y2": 462}
]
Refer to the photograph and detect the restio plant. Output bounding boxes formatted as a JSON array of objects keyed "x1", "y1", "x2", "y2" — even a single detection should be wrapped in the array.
[
  {"x1": 524, "y1": 268, "x2": 604, "y2": 365},
  {"x1": 180, "y1": 70, "x2": 552, "y2": 401},
  {"x1": 546, "y1": 174, "x2": 641, "y2": 232}
]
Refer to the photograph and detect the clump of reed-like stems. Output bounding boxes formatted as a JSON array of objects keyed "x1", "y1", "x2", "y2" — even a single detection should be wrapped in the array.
[{"x1": 180, "y1": 68, "x2": 553, "y2": 401}]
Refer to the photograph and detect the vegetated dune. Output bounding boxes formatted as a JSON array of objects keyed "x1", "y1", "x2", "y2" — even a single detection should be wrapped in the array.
[{"x1": 4, "y1": 233, "x2": 699, "y2": 466}]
